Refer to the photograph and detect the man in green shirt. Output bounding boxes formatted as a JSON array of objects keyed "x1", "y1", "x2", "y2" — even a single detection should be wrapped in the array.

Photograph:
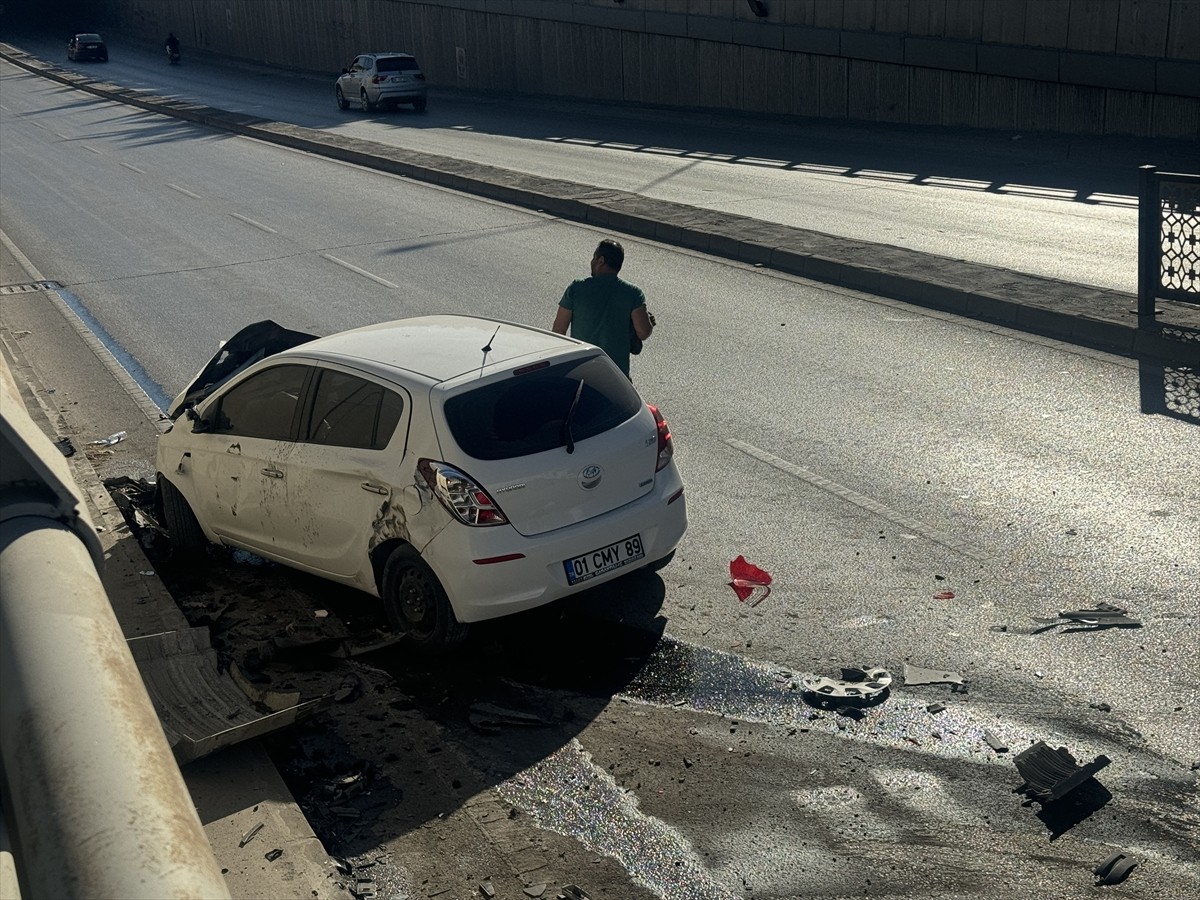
[{"x1": 553, "y1": 239, "x2": 654, "y2": 378}]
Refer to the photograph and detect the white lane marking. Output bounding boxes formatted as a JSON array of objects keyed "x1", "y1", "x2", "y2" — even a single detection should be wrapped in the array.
[
  {"x1": 230, "y1": 213, "x2": 278, "y2": 234},
  {"x1": 725, "y1": 438, "x2": 990, "y2": 562},
  {"x1": 120, "y1": 162, "x2": 146, "y2": 174},
  {"x1": 321, "y1": 253, "x2": 398, "y2": 289},
  {"x1": 83, "y1": 145, "x2": 102, "y2": 155},
  {"x1": 166, "y1": 183, "x2": 201, "y2": 199}
]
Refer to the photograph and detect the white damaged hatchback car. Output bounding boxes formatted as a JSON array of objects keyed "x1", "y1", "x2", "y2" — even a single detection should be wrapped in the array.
[{"x1": 156, "y1": 316, "x2": 687, "y2": 650}]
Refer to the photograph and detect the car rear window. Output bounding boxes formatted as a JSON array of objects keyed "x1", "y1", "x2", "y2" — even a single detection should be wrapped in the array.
[
  {"x1": 443, "y1": 356, "x2": 642, "y2": 461},
  {"x1": 376, "y1": 56, "x2": 419, "y2": 72}
]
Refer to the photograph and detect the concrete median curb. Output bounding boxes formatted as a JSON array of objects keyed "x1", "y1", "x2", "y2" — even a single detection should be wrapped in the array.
[{"x1": 3, "y1": 41, "x2": 1197, "y2": 367}]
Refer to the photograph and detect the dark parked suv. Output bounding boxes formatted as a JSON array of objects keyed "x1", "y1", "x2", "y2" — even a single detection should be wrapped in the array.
[{"x1": 336, "y1": 52, "x2": 427, "y2": 112}]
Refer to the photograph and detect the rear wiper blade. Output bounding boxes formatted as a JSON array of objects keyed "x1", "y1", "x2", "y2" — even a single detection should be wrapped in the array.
[{"x1": 561, "y1": 378, "x2": 584, "y2": 454}]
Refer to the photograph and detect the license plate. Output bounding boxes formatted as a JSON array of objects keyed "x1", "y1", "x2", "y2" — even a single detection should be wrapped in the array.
[{"x1": 564, "y1": 534, "x2": 644, "y2": 585}]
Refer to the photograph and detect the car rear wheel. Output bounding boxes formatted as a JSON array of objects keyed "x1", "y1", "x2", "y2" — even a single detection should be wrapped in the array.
[
  {"x1": 382, "y1": 546, "x2": 468, "y2": 652},
  {"x1": 159, "y1": 477, "x2": 207, "y2": 560},
  {"x1": 360, "y1": 89, "x2": 375, "y2": 112},
  {"x1": 335, "y1": 85, "x2": 349, "y2": 110},
  {"x1": 413, "y1": 97, "x2": 427, "y2": 112}
]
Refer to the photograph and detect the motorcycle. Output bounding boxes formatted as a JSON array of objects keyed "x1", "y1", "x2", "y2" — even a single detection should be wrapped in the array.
[{"x1": 166, "y1": 45, "x2": 180, "y2": 64}]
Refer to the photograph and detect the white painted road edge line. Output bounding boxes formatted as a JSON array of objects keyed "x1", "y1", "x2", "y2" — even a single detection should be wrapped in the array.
[
  {"x1": 725, "y1": 437, "x2": 991, "y2": 563},
  {"x1": 166, "y1": 183, "x2": 201, "y2": 199}
]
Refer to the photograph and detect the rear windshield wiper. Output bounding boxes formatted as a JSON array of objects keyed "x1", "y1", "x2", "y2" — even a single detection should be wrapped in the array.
[{"x1": 561, "y1": 378, "x2": 584, "y2": 454}]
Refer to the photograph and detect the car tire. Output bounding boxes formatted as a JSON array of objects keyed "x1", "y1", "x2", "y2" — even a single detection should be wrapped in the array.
[
  {"x1": 360, "y1": 89, "x2": 375, "y2": 112},
  {"x1": 336, "y1": 85, "x2": 349, "y2": 110},
  {"x1": 413, "y1": 97, "x2": 427, "y2": 112},
  {"x1": 381, "y1": 546, "x2": 469, "y2": 652},
  {"x1": 159, "y1": 477, "x2": 207, "y2": 560}
]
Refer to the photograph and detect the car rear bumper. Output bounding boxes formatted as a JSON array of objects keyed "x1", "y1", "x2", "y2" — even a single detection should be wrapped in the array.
[{"x1": 421, "y1": 467, "x2": 687, "y2": 623}]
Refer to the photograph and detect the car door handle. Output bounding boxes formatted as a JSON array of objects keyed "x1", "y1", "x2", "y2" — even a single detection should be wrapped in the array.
[
  {"x1": 261, "y1": 467, "x2": 284, "y2": 479},
  {"x1": 361, "y1": 482, "x2": 389, "y2": 495}
]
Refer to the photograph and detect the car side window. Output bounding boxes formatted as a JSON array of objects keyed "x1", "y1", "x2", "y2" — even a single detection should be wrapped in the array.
[
  {"x1": 305, "y1": 369, "x2": 404, "y2": 450},
  {"x1": 209, "y1": 365, "x2": 308, "y2": 440}
]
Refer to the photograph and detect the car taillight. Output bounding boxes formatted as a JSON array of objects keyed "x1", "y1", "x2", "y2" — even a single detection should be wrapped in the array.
[
  {"x1": 372, "y1": 75, "x2": 386, "y2": 83},
  {"x1": 649, "y1": 405, "x2": 673, "y2": 472},
  {"x1": 417, "y1": 459, "x2": 508, "y2": 527}
]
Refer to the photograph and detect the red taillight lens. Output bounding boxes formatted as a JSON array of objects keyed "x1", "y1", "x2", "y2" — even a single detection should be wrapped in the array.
[
  {"x1": 417, "y1": 459, "x2": 508, "y2": 527},
  {"x1": 648, "y1": 405, "x2": 673, "y2": 472},
  {"x1": 372, "y1": 75, "x2": 386, "y2": 84}
]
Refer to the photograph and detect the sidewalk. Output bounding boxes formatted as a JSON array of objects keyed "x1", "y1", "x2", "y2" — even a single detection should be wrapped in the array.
[{"x1": 2, "y1": 41, "x2": 1198, "y2": 367}]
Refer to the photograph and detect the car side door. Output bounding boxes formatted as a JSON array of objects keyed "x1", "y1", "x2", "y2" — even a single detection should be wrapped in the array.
[
  {"x1": 253, "y1": 365, "x2": 410, "y2": 582},
  {"x1": 185, "y1": 363, "x2": 310, "y2": 551},
  {"x1": 344, "y1": 56, "x2": 368, "y2": 96}
]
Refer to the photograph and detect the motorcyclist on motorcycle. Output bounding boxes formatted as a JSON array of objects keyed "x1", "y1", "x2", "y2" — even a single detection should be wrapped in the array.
[{"x1": 165, "y1": 32, "x2": 180, "y2": 62}]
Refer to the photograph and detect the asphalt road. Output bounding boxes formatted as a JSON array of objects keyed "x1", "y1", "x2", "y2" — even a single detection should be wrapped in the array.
[
  {"x1": 9, "y1": 27, "x2": 1199, "y2": 296},
  {"x1": 2, "y1": 53, "x2": 1198, "y2": 900}
]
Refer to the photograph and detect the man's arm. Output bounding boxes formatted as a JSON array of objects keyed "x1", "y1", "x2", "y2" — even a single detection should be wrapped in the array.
[
  {"x1": 552, "y1": 306, "x2": 572, "y2": 335},
  {"x1": 631, "y1": 306, "x2": 653, "y2": 341}
]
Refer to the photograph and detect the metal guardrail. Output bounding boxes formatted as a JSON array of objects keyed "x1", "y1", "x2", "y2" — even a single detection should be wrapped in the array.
[
  {"x1": 0, "y1": 354, "x2": 231, "y2": 899},
  {"x1": 1138, "y1": 165, "x2": 1200, "y2": 317}
]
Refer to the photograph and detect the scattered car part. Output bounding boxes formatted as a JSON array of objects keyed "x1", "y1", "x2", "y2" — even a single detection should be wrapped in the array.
[
  {"x1": 902, "y1": 663, "x2": 965, "y2": 686},
  {"x1": 1032, "y1": 602, "x2": 1141, "y2": 629},
  {"x1": 90, "y1": 429, "x2": 126, "y2": 446},
  {"x1": 926, "y1": 702, "x2": 946, "y2": 714},
  {"x1": 984, "y1": 730, "x2": 1009, "y2": 752},
  {"x1": 238, "y1": 822, "x2": 264, "y2": 847},
  {"x1": 1014, "y1": 741, "x2": 1111, "y2": 802},
  {"x1": 801, "y1": 667, "x2": 892, "y2": 701},
  {"x1": 729, "y1": 555, "x2": 771, "y2": 605},
  {"x1": 1093, "y1": 851, "x2": 1137, "y2": 885}
]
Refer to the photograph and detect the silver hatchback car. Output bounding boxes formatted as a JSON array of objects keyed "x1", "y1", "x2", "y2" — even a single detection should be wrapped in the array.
[{"x1": 336, "y1": 52, "x2": 427, "y2": 112}]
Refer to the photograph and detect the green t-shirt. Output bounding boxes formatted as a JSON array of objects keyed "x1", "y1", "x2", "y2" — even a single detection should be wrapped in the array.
[{"x1": 559, "y1": 275, "x2": 646, "y2": 376}]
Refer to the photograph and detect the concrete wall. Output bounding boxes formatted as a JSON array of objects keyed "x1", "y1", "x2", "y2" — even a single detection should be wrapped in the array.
[{"x1": 83, "y1": 0, "x2": 1199, "y2": 138}]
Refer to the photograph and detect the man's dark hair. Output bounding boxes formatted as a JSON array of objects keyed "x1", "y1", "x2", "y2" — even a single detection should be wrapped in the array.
[{"x1": 595, "y1": 239, "x2": 624, "y2": 272}]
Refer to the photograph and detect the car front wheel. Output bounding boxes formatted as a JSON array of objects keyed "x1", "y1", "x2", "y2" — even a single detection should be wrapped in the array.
[
  {"x1": 159, "y1": 477, "x2": 207, "y2": 560},
  {"x1": 381, "y1": 546, "x2": 468, "y2": 652},
  {"x1": 336, "y1": 85, "x2": 349, "y2": 110}
]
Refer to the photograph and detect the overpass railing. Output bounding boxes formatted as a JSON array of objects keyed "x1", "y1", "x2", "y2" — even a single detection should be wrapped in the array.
[
  {"x1": 0, "y1": 353, "x2": 230, "y2": 899},
  {"x1": 1138, "y1": 165, "x2": 1200, "y2": 317}
]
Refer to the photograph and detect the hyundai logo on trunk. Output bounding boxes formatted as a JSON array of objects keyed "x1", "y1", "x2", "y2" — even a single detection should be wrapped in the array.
[{"x1": 579, "y1": 465, "x2": 602, "y2": 489}]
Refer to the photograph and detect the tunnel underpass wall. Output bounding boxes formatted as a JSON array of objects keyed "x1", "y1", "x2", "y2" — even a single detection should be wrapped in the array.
[{"x1": 84, "y1": 0, "x2": 1198, "y2": 139}]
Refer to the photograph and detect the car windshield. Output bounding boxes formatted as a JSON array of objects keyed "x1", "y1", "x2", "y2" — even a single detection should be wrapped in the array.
[
  {"x1": 376, "y1": 56, "x2": 419, "y2": 72},
  {"x1": 443, "y1": 356, "x2": 642, "y2": 460}
]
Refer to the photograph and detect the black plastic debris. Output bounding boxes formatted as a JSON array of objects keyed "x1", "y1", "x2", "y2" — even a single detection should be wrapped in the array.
[
  {"x1": 926, "y1": 702, "x2": 947, "y2": 714},
  {"x1": 559, "y1": 886, "x2": 591, "y2": 900},
  {"x1": 480, "y1": 879, "x2": 497, "y2": 898},
  {"x1": 1032, "y1": 602, "x2": 1142, "y2": 630},
  {"x1": 1094, "y1": 851, "x2": 1137, "y2": 885},
  {"x1": 1014, "y1": 741, "x2": 1111, "y2": 802},
  {"x1": 264, "y1": 848, "x2": 283, "y2": 862},
  {"x1": 902, "y1": 664, "x2": 965, "y2": 686},
  {"x1": 54, "y1": 436, "x2": 75, "y2": 457}
]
